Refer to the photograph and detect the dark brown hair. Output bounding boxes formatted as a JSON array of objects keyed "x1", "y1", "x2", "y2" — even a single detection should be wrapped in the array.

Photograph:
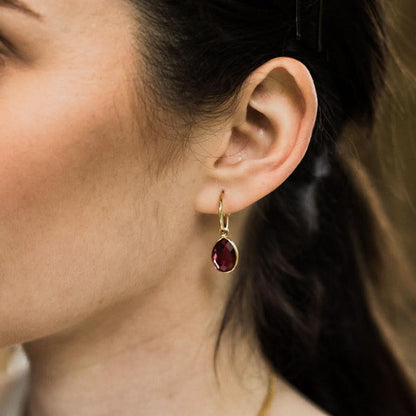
[{"x1": 128, "y1": 1, "x2": 416, "y2": 414}]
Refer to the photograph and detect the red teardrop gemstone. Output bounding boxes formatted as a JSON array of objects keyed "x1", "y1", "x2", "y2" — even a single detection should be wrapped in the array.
[{"x1": 211, "y1": 237, "x2": 238, "y2": 272}]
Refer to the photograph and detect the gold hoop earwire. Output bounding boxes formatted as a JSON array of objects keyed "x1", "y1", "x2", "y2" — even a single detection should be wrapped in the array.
[{"x1": 218, "y1": 189, "x2": 230, "y2": 237}]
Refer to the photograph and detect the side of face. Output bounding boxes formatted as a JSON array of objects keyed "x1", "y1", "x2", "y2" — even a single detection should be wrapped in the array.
[
  {"x1": 0, "y1": 1, "x2": 317, "y2": 348},
  {"x1": 0, "y1": 0, "x2": 193, "y2": 346}
]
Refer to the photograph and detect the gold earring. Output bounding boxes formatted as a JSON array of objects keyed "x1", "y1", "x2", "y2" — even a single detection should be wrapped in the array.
[{"x1": 211, "y1": 190, "x2": 239, "y2": 273}]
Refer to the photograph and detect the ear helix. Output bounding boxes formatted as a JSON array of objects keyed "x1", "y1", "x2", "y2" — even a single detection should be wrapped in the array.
[{"x1": 211, "y1": 190, "x2": 239, "y2": 273}]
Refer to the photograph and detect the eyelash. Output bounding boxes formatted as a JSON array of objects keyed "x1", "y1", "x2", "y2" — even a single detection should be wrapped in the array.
[
  {"x1": 0, "y1": 49, "x2": 7, "y2": 68},
  {"x1": 0, "y1": 35, "x2": 14, "y2": 65}
]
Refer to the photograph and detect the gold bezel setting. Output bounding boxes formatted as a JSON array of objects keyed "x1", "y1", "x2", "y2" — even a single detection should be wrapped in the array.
[{"x1": 211, "y1": 236, "x2": 239, "y2": 273}]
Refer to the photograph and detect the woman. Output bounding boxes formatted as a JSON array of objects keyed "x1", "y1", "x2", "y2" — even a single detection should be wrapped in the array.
[{"x1": 0, "y1": 0, "x2": 415, "y2": 415}]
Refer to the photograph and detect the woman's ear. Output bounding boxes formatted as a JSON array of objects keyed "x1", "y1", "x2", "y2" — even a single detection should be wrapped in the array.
[{"x1": 193, "y1": 57, "x2": 318, "y2": 215}]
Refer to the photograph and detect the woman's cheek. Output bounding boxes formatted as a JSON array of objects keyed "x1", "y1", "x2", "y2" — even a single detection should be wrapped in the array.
[{"x1": 0, "y1": 64, "x2": 143, "y2": 345}]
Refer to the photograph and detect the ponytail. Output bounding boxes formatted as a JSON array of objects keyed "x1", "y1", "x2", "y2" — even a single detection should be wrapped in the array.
[{"x1": 236, "y1": 147, "x2": 416, "y2": 414}]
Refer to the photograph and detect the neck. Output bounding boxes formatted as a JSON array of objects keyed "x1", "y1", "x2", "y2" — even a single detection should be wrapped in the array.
[{"x1": 22, "y1": 262, "x2": 271, "y2": 416}]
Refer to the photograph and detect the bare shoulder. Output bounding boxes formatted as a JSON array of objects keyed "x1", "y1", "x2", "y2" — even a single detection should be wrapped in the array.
[{"x1": 269, "y1": 375, "x2": 330, "y2": 416}]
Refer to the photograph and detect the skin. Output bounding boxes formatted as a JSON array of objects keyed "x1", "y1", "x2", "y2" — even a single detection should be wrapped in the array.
[{"x1": 0, "y1": 1, "x2": 328, "y2": 415}]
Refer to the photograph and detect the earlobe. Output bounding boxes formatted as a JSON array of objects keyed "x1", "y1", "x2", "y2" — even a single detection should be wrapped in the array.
[{"x1": 194, "y1": 57, "x2": 318, "y2": 215}]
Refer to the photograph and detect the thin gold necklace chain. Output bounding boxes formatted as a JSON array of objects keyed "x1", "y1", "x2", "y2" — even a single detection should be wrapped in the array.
[{"x1": 257, "y1": 367, "x2": 277, "y2": 416}]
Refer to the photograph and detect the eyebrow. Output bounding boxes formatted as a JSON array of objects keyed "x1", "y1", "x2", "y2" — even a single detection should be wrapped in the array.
[{"x1": 0, "y1": 0, "x2": 43, "y2": 21}]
